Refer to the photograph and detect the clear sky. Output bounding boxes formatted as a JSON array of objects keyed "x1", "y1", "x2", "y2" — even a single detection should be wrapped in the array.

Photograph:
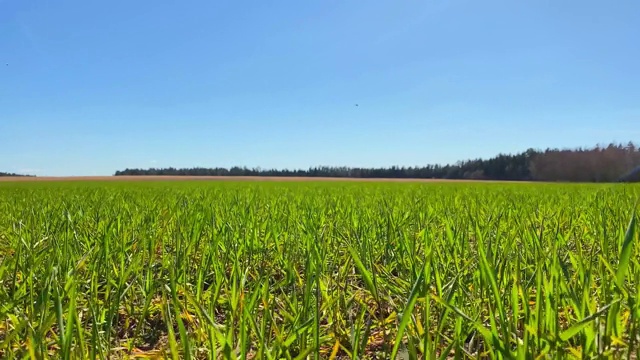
[{"x1": 1, "y1": 0, "x2": 639, "y2": 176}]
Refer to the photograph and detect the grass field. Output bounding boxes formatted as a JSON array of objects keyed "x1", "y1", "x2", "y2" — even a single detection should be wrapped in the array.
[{"x1": 0, "y1": 180, "x2": 639, "y2": 359}]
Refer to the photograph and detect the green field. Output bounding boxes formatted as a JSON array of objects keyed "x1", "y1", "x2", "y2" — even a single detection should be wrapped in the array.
[{"x1": 0, "y1": 181, "x2": 639, "y2": 359}]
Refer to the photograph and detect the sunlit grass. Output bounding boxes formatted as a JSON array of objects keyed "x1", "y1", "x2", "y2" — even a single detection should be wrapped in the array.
[{"x1": 0, "y1": 181, "x2": 638, "y2": 359}]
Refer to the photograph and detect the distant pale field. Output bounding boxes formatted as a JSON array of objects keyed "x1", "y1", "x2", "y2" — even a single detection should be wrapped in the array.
[
  {"x1": 0, "y1": 175, "x2": 499, "y2": 182},
  {"x1": 0, "y1": 181, "x2": 638, "y2": 358}
]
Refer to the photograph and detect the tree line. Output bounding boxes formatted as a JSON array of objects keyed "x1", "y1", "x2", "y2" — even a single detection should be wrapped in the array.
[
  {"x1": 0, "y1": 172, "x2": 33, "y2": 177},
  {"x1": 114, "y1": 142, "x2": 638, "y2": 182}
]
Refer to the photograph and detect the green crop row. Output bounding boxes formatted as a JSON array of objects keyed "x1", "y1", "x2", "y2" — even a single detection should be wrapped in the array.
[{"x1": 0, "y1": 181, "x2": 638, "y2": 359}]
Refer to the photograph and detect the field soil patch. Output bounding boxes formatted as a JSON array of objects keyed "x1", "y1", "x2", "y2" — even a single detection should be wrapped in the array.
[{"x1": 0, "y1": 175, "x2": 513, "y2": 183}]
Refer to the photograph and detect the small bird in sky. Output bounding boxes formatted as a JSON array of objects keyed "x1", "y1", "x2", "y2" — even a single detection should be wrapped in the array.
[{"x1": 355, "y1": 104, "x2": 359, "y2": 107}]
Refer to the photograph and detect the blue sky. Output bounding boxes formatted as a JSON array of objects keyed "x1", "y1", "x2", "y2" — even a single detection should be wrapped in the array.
[{"x1": 1, "y1": 0, "x2": 639, "y2": 176}]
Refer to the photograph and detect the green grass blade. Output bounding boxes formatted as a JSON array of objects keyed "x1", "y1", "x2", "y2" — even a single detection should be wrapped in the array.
[
  {"x1": 390, "y1": 266, "x2": 425, "y2": 360},
  {"x1": 559, "y1": 300, "x2": 618, "y2": 342},
  {"x1": 348, "y1": 246, "x2": 379, "y2": 303},
  {"x1": 616, "y1": 212, "x2": 636, "y2": 288}
]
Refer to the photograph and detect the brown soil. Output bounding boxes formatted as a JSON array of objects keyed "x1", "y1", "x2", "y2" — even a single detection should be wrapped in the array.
[{"x1": 0, "y1": 175, "x2": 496, "y2": 183}]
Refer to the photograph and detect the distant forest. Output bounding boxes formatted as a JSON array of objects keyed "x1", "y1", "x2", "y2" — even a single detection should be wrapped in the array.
[
  {"x1": 0, "y1": 172, "x2": 33, "y2": 177},
  {"x1": 115, "y1": 142, "x2": 640, "y2": 182}
]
